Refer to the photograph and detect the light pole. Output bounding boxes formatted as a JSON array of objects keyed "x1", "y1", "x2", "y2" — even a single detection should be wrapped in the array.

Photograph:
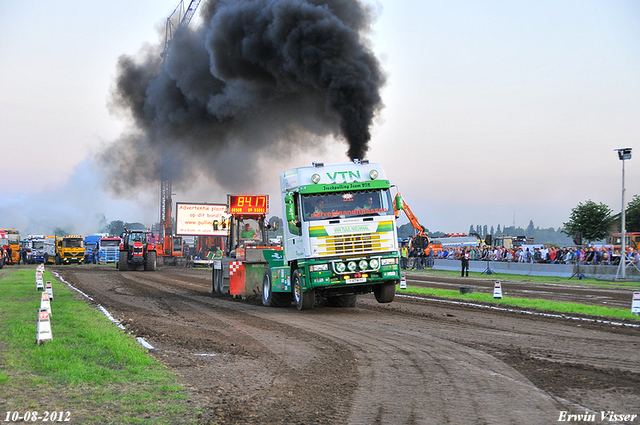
[{"x1": 615, "y1": 148, "x2": 632, "y2": 280}]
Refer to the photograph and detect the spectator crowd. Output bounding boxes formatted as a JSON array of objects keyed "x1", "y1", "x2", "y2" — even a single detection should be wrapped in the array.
[{"x1": 401, "y1": 244, "x2": 640, "y2": 270}]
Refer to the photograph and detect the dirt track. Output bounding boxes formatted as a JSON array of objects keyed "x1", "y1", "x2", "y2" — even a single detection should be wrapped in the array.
[{"x1": 50, "y1": 265, "x2": 640, "y2": 424}]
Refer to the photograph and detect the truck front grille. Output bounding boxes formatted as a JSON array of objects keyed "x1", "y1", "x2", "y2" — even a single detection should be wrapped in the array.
[{"x1": 317, "y1": 232, "x2": 393, "y2": 256}]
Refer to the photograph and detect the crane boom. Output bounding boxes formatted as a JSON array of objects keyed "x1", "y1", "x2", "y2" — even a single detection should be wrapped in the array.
[
  {"x1": 158, "y1": 0, "x2": 202, "y2": 260},
  {"x1": 162, "y1": 0, "x2": 202, "y2": 59},
  {"x1": 393, "y1": 193, "x2": 427, "y2": 236},
  {"x1": 393, "y1": 193, "x2": 430, "y2": 250}
]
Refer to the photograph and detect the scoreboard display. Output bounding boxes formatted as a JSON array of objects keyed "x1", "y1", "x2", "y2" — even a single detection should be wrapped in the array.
[{"x1": 228, "y1": 195, "x2": 269, "y2": 215}]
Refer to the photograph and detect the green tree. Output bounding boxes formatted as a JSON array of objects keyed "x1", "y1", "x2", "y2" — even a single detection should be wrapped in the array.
[
  {"x1": 562, "y1": 200, "x2": 613, "y2": 243},
  {"x1": 52, "y1": 227, "x2": 72, "y2": 236},
  {"x1": 625, "y1": 194, "x2": 640, "y2": 232},
  {"x1": 526, "y1": 220, "x2": 535, "y2": 237},
  {"x1": 106, "y1": 220, "x2": 125, "y2": 236}
]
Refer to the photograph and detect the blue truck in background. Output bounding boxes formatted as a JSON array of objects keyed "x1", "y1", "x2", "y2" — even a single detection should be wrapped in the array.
[
  {"x1": 84, "y1": 234, "x2": 106, "y2": 264},
  {"x1": 98, "y1": 236, "x2": 121, "y2": 263}
]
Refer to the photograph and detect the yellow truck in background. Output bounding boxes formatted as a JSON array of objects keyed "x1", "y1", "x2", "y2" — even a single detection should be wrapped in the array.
[{"x1": 44, "y1": 235, "x2": 84, "y2": 265}]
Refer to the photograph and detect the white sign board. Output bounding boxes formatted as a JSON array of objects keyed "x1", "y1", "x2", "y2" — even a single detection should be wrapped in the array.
[
  {"x1": 493, "y1": 281, "x2": 503, "y2": 299},
  {"x1": 176, "y1": 203, "x2": 230, "y2": 236},
  {"x1": 632, "y1": 292, "x2": 640, "y2": 315}
]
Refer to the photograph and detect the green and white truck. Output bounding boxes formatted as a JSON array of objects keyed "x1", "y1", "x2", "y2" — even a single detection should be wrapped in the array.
[{"x1": 262, "y1": 160, "x2": 402, "y2": 310}]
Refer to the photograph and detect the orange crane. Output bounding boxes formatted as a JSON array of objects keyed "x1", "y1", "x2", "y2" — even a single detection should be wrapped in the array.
[
  {"x1": 158, "y1": 0, "x2": 202, "y2": 263},
  {"x1": 393, "y1": 194, "x2": 430, "y2": 251}
]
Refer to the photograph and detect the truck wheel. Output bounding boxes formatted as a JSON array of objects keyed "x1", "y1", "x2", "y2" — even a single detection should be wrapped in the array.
[
  {"x1": 293, "y1": 269, "x2": 314, "y2": 310},
  {"x1": 145, "y1": 251, "x2": 157, "y2": 271},
  {"x1": 118, "y1": 251, "x2": 129, "y2": 271},
  {"x1": 262, "y1": 267, "x2": 274, "y2": 306},
  {"x1": 0, "y1": 255, "x2": 4, "y2": 269},
  {"x1": 261, "y1": 267, "x2": 292, "y2": 307},
  {"x1": 374, "y1": 281, "x2": 396, "y2": 303},
  {"x1": 327, "y1": 294, "x2": 357, "y2": 307},
  {"x1": 212, "y1": 266, "x2": 222, "y2": 294},
  {"x1": 55, "y1": 255, "x2": 61, "y2": 265}
]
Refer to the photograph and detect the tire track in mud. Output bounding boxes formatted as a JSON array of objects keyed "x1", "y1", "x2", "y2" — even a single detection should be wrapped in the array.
[
  {"x1": 58, "y1": 267, "x2": 358, "y2": 424},
  {"x1": 258, "y1": 308, "x2": 562, "y2": 424}
]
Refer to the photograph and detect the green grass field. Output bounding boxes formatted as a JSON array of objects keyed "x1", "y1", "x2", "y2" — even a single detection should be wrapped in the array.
[{"x1": 0, "y1": 269, "x2": 199, "y2": 424}]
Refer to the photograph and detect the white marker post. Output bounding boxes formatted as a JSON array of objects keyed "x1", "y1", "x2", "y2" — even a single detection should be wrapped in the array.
[
  {"x1": 493, "y1": 281, "x2": 503, "y2": 299},
  {"x1": 36, "y1": 308, "x2": 53, "y2": 344},
  {"x1": 45, "y1": 281, "x2": 54, "y2": 301},
  {"x1": 400, "y1": 275, "x2": 407, "y2": 290},
  {"x1": 632, "y1": 292, "x2": 640, "y2": 316},
  {"x1": 36, "y1": 270, "x2": 44, "y2": 290},
  {"x1": 41, "y1": 291, "x2": 52, "y2": 316}
]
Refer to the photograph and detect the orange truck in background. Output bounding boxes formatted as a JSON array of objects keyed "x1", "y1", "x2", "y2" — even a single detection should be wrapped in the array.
[{"x1": 0, "y1": 228, "x2": 21, "y2": 264}]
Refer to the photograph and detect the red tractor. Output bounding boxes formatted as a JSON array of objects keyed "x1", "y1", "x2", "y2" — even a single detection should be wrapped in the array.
[{"x1": 117, "y1": 228, "x2": 158, "y2": 271}]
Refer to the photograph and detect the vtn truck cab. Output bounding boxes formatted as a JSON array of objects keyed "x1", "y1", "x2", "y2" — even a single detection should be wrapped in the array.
[{"x1": 262, "y1": 160, "x2": 402, "y2": 310}]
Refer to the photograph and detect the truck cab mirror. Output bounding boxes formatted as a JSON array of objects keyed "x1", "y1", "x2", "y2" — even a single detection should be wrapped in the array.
[
  {"x1": 285, "y1": 193, "x2": 296, "y2": 222},
  {"x1": 271, "y1": 221, "x2": 279, "y2": 231},
  {"x1": 395, "y1": 194, "x2": 404, "y2": 210}
]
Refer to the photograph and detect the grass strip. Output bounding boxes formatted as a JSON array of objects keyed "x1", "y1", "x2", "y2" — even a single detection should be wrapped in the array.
[
  {"x1": 0, "y1": 269, "x2": 199, "y2": 424},
  {"x1": 399, "y1": 286, "x2": 640, "y2": 321},
  {"x1": 409, "y1": 268, "x2": 640, "y2": 288}
]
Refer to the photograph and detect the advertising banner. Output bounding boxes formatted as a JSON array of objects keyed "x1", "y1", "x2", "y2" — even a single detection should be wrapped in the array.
[{"x1": 176, "y1": 203, "x2": 230, "y2": 236}]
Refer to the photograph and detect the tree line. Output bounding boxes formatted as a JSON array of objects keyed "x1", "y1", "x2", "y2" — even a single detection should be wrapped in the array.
[
  {"x1": 397, "y1": 221, "x2": 572, "y2": 246},
  {"x1": 562, "y1": 194, "x2": 640, "y2": 244},
  {"x1": 398, "y1": 194, "x2": 640, "y2": 246}
]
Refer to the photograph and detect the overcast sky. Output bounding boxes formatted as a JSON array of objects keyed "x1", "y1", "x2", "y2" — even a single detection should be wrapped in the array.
[{"x1": 1, "y1": 0, "x2": 639, "y2": 236}]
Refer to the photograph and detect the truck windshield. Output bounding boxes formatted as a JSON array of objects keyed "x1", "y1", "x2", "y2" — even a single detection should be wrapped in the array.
[
  {"x1": 32, "y1": 241, "x2": 44, "y2": 249},
  {"x1": 64, "y1": 239, "x2": 83, "y2": 248},
  {"x1": 130, "y1": 233, "x2": 147, "y2": 243},
  {"x1": 301, "y1": 189, "x2": 393, "y2": 222},
  {"x1": 100, "y1": 240, "x2": 120, "y2": 247}
]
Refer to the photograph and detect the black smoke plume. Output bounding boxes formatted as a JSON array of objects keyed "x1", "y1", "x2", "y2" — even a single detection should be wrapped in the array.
[{"x1": 99, "y1": 0, "x2": 385, "y2": 194}]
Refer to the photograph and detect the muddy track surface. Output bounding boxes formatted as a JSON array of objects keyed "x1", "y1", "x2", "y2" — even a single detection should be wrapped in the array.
[{"x1": 50, "y1": 265, "x2": 640, "y2": 424}]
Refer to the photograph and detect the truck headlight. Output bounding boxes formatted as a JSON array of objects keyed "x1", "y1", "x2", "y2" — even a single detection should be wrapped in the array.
[
  {"x1": 335, "y1": 262, "x2": 346, "y2": 273},
  {"x1": 381, "y1": 257, "x2": 398, "y2": 265},
  {"x1": 359, "y1": 260, "x2": 368, "y2": 270},
  {"x1": 310, "y1": 264, "x2": 329, "y2": 272},
  {"x1": 369, "y1": 258, "x2": 380, "y2": 269},
  {"x1": 347, "y1": 261, "x2": 357, "y2": 271}
]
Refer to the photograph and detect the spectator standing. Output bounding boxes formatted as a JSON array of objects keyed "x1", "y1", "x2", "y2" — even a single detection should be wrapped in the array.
[
  {"x1": 460, "y1": 248, "x2": 470, "y2": 277},
  {"x1": 400, "y1": 245, "x2": 408, "y2": 270},
  {"x1": 428, "y1": 246, "x2": 434, "y2": 268}
]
